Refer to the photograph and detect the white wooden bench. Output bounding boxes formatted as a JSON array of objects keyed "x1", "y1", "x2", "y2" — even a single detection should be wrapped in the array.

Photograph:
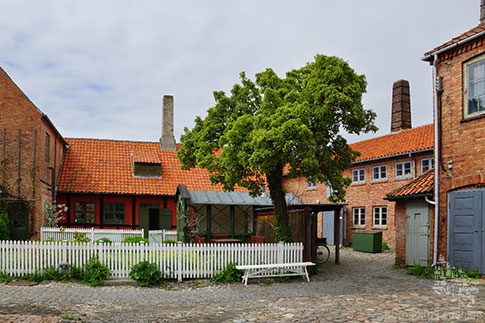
[{"x1": 236, "y1": 262, "x2": 315, "y2": 285}]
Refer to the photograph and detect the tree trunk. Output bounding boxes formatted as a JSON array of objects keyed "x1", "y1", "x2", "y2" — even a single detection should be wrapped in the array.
[{"x1": 266, "y1": 167, "x2": 290, "y2": 236}]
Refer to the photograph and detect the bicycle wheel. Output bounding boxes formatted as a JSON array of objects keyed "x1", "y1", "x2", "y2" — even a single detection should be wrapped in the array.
[{"x1": 316, "y1": 244, "x2": 330, "y2": 263}]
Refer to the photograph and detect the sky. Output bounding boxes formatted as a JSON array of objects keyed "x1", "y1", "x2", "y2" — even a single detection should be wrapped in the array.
[{"x1": 0, "y1": 0, "x2": 481, "y2": 144}]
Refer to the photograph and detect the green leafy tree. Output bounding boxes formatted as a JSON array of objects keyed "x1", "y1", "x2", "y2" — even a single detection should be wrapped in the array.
[{"x1": 178, "y1": 54, "x2": 377, "y2": 239}]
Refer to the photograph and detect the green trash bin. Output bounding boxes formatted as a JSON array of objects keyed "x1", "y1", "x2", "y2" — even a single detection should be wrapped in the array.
[{"x1": 352, "y1": 231, "x2": 382, "y2": 253}]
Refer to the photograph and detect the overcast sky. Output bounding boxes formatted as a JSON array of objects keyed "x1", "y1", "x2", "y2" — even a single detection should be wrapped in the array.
[{"x1": 0, "y1": 0, "x2": 480, "y2": 144}]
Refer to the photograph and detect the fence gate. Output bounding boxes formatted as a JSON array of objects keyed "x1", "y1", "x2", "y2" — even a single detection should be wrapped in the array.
[
  {"x1": 405, "y1": 199, "x2": 430, "y2": 266},
  {"x1": 7, "y1": 203, "x2": 29, "y2": 240},
  {"x1": 448, "y1": 190, "x2": 484, "y2": 274}
]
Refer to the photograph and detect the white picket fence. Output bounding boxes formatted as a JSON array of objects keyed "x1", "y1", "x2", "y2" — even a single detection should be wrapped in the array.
[
  {"x1": 148, "y1": 230, "x2": 177, "y2": 243},
  {"x1": 40, "y1": 227, "x2": 144, "y2": 243},
  {"x1": 0, "y1": 241, "x2": 303, "y2": 281}
]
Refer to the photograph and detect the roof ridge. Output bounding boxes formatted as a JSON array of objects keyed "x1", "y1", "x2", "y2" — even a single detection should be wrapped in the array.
[
  {"x1": 66, "y1": 137, "x2": 159, "y2": 144},
  {"x1": 350, "y1": 123, "x2": 433, "y2": 146}
]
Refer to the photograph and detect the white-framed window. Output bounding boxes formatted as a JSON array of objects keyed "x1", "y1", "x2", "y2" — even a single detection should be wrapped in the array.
[
  {"x1": 372, "y1": 165, "x2": 387, "y2": 181},
  {"x1": 260, "y1": 182, "x2": 266, "y2": 193},
  {"x1": 421, "y1": 158, "x2": 433, "y2": 173},
  {"x1": 353, "y1": 207, "x2": 365, "y2": 227},
  {"x1": 395, "y1": 161, "x2": 412, "y2": 179},
  {"x1": 373, "y1": 206, "x2": 387, "y2": 227},
  {"x1": 306, "y1": 177, "x2": 317, "y2": 189},
  {"x1": 352, "y1": 168, "x2": 365, "y2": 184},
  {"x1": 326, "y1": 182, "x2": 333, "y2": 198},
  {"x1": 464, "y1": 53, "x2": 485, "y2": 118}
]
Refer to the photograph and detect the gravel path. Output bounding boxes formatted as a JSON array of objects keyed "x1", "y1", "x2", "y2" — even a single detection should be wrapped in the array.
[{"x1": 0, "y1": 247, "x2": 484, "y2": 322}]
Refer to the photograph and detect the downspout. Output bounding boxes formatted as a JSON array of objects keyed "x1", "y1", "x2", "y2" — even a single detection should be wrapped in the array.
[{"x1": 432, "y1": 53, "x2": 440, "y2": 267}]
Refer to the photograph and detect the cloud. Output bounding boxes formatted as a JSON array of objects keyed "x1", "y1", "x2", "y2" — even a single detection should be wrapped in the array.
[{"x1": 0, "y1": 0, "x2": 479, "y2": 143}]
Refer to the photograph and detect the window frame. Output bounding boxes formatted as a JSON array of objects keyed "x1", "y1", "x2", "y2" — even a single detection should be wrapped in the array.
[
  {"x1": 133, "y1": 162, "x2": 161, "y2": 178},
  {"x1": 373, "y1": 206, "x2": 388, "y2": 227},
  {"x1": 103, "y1": 202, "x2": 125, "y2": 225},
  {"x1": 352, "y1": 168, "x2": 365, "y2": 184},
  {"x1": 372, "y1": 165, "x2": 387, "y2": 181},
  {"x1": 45, "y1": 133, "x2": 50, "y2": 163},
  {"x1": 395, "y1": 161, "x2": 412, "y2": 179},
  {"x1": 463, "y1": 53, "x2": 485, "y2": 119},
  {"x1": 306, "y1": 177, "x2": 317, "y2": 190},
  {"x1": 352, "y1": 207, "x2": 366, "y2": 227},
  {"x1": 421, "y1": 158, "x2": 433, "y2": 173},
  {"x1": 325, "y1": 182, "x2": 333, "y2": 199},
  {"x1": 74, "y1": 201, "x2": 96, "y2": 224}
]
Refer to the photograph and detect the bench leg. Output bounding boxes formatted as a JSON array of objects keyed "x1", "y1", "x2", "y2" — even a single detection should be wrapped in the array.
[{"x1": 304, "y1": 266, "x2": 310, "y2": 282}]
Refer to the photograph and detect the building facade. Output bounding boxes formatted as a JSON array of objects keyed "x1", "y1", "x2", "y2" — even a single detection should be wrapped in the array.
[
  {"x1": 0, "y1": 67, "x2": 66, "y2": 240},
  {"x1": 423, "y1": 18, "x2": 485, "y2": 272}
]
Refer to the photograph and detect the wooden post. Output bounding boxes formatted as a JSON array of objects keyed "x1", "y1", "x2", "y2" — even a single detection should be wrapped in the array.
[
  {"x1": 334, "y1": 207, "x2": 340, "y2": 265},
  {"x1": 2, "y1": 128, "x2": 5, "y2": 187},
  {"x1": 229, "y1": 205, "x2": 235, "y2": 237},
  {"x1": 17, "y1": 129, "x2": 21, "y2": 197}
]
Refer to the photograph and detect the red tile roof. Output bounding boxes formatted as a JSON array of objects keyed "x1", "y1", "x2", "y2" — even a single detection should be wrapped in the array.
[
  {"x1": 386, "y1": 169, "x2": 434, "y2": 200},
  {"x1": 58, "y1": 138, "x2": 246, "y2": 196},
  {"x1": 350, "y1": 124, "x2": 434, "y2": 163},
  {"x1": 424, "y1": 24, "x2": 485, "y2": 57}
]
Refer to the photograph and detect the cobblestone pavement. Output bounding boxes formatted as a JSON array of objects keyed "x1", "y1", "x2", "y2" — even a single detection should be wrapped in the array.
[{"x1": 0, "y1": 247, "x2": 484, "y2": 322}]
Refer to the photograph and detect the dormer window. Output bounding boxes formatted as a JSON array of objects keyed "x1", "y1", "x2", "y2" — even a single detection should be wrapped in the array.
[
  {"x1": 464, "y1": 53, "x2": 485, "y2": 118},
  {"x1": 134, "y1": 162, "x2": 161, "y2": 177}
]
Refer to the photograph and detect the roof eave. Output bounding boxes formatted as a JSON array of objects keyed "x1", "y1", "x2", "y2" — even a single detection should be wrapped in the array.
[
  {"x1": 422, "y1": 29, "x2": 485, "y2": 62},
  {"x1": 385, "y1": 192, "x2": 433, "y2": 201}
]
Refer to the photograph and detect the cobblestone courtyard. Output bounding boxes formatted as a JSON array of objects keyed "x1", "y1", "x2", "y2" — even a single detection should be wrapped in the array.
[{"x1": 0, "y1": 247, "x2": 484, "y2": 322}]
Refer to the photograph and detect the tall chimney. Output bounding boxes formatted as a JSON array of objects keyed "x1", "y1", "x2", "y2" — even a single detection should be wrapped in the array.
[
  {"x1": 391, "y1": 80, "x2": 412, "y2": 132},
  {"x1": 481, "y1": 0, "x2": 485, "y2": 24},
  {"x1": 160, "y1": 95, "x2": 177, "y2": 151}
]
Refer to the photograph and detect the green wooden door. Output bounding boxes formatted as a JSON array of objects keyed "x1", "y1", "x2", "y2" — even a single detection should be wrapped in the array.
[
  {"x1": 8, "y1": 203, "x2": 29, "y2": 240},
  {"x1": 159, "y1": 208, "x2": 172, "y2": 230}
]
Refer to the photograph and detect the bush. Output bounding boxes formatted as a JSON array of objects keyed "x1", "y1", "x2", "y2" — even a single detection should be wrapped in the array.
[
  {"x1": 211, "y1": 263, "x2": 243, "y2": 284},
  {"x1": 122, "y1": 236, "x2": 149, "y2": 244},
  {"x1": 96, "y1": 238, "x2": 112, "y2": 244},
  {"x1": 69, "y1": 265, "x2": 84, "y2": 281},
  {"x1": 0, "y1": 271, "x2": 13, "y2": 283},
  {"x1": 406, "y1": 264, "x2": 478, "y2": 280},
  {"x1": 309, "y1": 258, "x2": 322, "y2": 275},
  {"x1": 82, "y1": 257, "x2": 110, "y2": 287},
  {"x1": 382, "y1": 242, "x2": 391, "y2": 251},
  {"x1": 163, "y1": 239, "x2": 176, "y2": 244},
  {"x1": 72, "y1": 232, "x2": 91, "y2": 243},
  {"x1": 129, "y1": 261, "x2": 161, "y2": 287},
  {"x1": 43, "y1": 266, "x2": 67, "y2": 281},
  {"x1": 0, "y1": 197, "x2": 10, "y2": 241}
]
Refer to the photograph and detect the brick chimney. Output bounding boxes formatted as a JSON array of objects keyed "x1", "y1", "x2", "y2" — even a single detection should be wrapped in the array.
[
  {"x1": 481, "y1": 0, "x2": 485, "y2": 24},
  {"x1": 160, "y1": 95, "x2": 177, "y2": 151},
  {"x1": 391, "y1": 80, "x2": 412, "y2": 132}
]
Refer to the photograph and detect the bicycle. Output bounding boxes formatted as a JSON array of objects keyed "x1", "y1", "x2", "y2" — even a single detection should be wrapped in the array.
[{"x1": 315, "y1": 237, "x2": 330, "y2": 263}]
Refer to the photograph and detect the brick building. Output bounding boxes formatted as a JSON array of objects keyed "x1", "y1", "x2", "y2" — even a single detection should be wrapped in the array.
[
  {"x1": 283, "y1": 81, "x2": 434, "y2": 247},
  {"x1": 421, "y1": 7, "x2": 485, "y2": 272},
  {"x1": 0, "y1": 67, "x2": 67, "y2": 240}
]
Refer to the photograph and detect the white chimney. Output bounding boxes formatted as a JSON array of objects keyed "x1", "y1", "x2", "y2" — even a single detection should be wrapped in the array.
[{"x1": 160, "y1": 95, "x2": 177, "y2": 151}]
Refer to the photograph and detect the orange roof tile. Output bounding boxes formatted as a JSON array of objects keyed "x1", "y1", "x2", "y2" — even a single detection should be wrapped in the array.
[
  {"x1": 425, "y1": 24, "x2": 485, "y2": 57},
  {"x1": 350, "y1": 124, "x2": 434, "y2": 163},
  {"x1": 58, "y1": 138, "x2": 246, "y2": 196},
  {"x1": 386, "y1": 169, "x2": 434, "y2": 200}
]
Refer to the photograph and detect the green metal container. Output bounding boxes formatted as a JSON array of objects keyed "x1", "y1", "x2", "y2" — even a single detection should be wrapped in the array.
[{"x1": 352, "y1": 231, "x2": 382, "y2": 253}]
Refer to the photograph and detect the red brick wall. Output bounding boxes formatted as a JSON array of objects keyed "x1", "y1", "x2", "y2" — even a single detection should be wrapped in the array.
[
  {"x1": 0, "y1": 68, "x2": 66, "y2": 239},
  {"x1": 434, "y1": 35, "x2": 485, "y2": 261},
  {"x1": 283, "y1": 152, "x2": 433, "y2": 247}
]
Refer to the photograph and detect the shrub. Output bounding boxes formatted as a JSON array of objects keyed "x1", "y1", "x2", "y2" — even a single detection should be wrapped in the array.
[
  {"x1": 309, "y1": 258, "x2": 322, "y2": 275},
  {"x1": 0, "y1": 197, "x2": 9, "y2": 241},
  {"x1": 69, "y1": 265, "x2": 84, "y2": 281},
  {"x1": 406, "y1": 264, "x2": 478, "y2": 280},
  {"x1": 129, "y1": 261, "x2": 161, "y2": 287},
  {"x1": 0, "y1": 271, "x2": 13, "y2": 283},
  {"x1": 382, "y1": 242, "x2": 391, "y2": 251},
  {"x1": 43, "y1": 266, "x2": 67, "y2": 281},
  {"x1": 72, "y1": 232, "x2": 91, "y2": 244},
  {"x1": 163, "y1": 239, "x2": 176, "y2": 244},
  {"x1": 211, "y1": 263, "x2": 243, "y2": 284},
  {"x1": 82, "y1": 257, "x2": 110, "y2": 287},
  {"x1": 96, "y1": 238, "x2": 112, "y2": 245},
  {"x1": 122, "y1": 236, "x2": 149, "y2": 244}
]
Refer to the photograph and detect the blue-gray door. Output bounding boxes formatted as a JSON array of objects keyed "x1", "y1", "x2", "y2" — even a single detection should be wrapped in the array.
[
  {"x1": 405, "y1": 199, "x2": 430, "y2": 266},
  {"x1": 322, "y1": 211, "x2": 334, "y2": 245},
  {"x1": 448, "y1": 190, "x2": 484, "y2": 274}
]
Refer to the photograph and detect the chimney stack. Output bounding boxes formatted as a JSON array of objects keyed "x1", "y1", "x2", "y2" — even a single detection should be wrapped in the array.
[
  {"x1": 481, "y1": 0, "x2": 485, "y2": 24},
  {"x1": 391, "y1": 80, "x2": 412, "y2": 132},
  {"x1": 160, "y1": 95, "x2": 177, "y2": 151}
]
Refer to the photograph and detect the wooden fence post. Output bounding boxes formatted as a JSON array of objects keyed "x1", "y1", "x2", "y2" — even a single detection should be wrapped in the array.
[
  {"x1": 177, "y1": 241, "x2": 182, "y2": 282},
  {"x1": 62, "y1": 240, "x2": 68, "y2": 264}
]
